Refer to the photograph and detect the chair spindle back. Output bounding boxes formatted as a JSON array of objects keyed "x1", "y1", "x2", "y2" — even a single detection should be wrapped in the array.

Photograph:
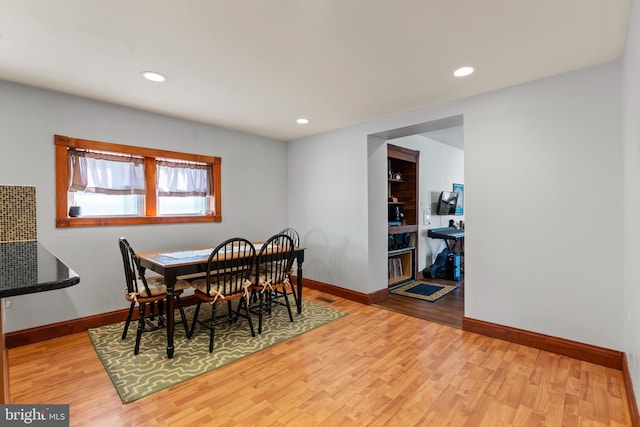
[
  {"x1": 118, "y1": 237, "x2": 152, "y2": 297},
  {"x1": 204, "y1": 237, "x2": 256, "y2": 297},
  {"x1": 256, "y1": 233, "x2": 295, "y2": 286}
]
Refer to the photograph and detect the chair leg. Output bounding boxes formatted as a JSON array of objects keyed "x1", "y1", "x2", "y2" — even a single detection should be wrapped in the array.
[
  {"x1": 175, "y1": 294, "x2": 190, "y2": 339},
  {"x1": 122, "y1": 302, "x2": 135, "y2": 340},
  {"x1": 157, "y1": 299, "x2": 165, "y2": 327},
  {"x1": 209, "y1": 302, "x2": 218, "y2": 353},
  {"x1": 148, "y1": 300, "x2": 156, "y2": 321},
  {"x1": 238, "y1": 296, "x2": 256, "y2": 337},
  {"x1": 239, "y1": 290, "x2": 254, "y2": 319},
  {"x1": 288, "y1": 273, "x2": 297, "y2": 304},
  {"x1": 134, "y1": 303, "x2": 146, "y2": 355},
  {"x1": 282, "y1": 288, "x2": 294, "y2": 322},
  {"x1": 266, "y1": 290, "x2": 273, "y2": 316},
  {"x1": 227, "y1": 300, "x2": 234, "y2": 324},
  {"x1": 189, "y1": 301, "x2": 202, "y2": 338},
  {"x1": 258, "y1": 292, "x2": 265, "y2": 335}
]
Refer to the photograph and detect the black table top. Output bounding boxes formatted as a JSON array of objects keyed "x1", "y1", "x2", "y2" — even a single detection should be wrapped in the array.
[{"x1": 0, "y1": 241, "x2": 80, "y2": 298}]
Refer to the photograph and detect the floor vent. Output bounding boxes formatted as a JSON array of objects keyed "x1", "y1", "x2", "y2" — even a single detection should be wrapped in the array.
[{"x1": 316, "y1": 296, "x2": 335, "y2": 304}]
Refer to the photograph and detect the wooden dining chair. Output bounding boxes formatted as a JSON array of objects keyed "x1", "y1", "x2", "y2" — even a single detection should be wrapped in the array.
[
  {"x1": 189, "y1": 237, "x2": 257, "y2": 353},
  {"x1": 119, "y1": 238, "x2": 191, "y2": 355},
  {"x1": 247, "y1": 233, "x2": 296, "y2": 334},
  {"x1": 278, "y1": 227, "x2": 300, "y2": 302},
  {"x1": 279, "y1": 227, "x2": 300, "y2": 247}
]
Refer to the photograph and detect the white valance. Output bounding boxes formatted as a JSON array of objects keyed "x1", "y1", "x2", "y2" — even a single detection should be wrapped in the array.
[
  {"x1": 156, "y1": 159, "x2": 212, "y2": 197},
  {"x1": 68, "y1": 149, "x2": 145, "y2": 195}
]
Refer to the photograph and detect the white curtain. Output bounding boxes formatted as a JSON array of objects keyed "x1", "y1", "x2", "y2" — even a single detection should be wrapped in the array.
[
  {"x1": 68, "y1": 149, "x2": 145, "y2": 195},
  {"x1": 156, "y1": 159, "x2": 212, "y2": 197}
]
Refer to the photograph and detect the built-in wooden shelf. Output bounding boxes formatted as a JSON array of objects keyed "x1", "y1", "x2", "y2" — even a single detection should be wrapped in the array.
[
  {"x1": 388, "y1": 247, "x2": 416, "y2": 287},
  {"x1": 388, "y1": 224, "x2": 418, "y2": 235},
  {"x1": 387, "y1": 144, "x2": 419, "y2": 287}
]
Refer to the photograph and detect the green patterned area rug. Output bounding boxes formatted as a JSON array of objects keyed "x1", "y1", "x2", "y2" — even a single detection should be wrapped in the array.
[{"x1": 88, "y1": 299, "x2": 346, "y2": 403}]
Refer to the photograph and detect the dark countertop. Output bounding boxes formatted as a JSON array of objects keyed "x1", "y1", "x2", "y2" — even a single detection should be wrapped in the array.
[{"x1": 0, "y1": 241, "x2": 80, "y2": 298}]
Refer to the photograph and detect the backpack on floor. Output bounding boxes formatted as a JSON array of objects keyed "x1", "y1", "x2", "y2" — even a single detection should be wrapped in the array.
[{"x1": 423, "y1": 248, "x2": 449, "y2": 279}]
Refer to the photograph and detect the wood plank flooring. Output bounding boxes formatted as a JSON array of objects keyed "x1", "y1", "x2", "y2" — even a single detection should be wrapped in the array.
[
  {"x1": 8, "y1": 288, "x2": 632, "y2": 426},
  {"x1": 375, "y1": 277, "x2": 464, "y2": 328}
]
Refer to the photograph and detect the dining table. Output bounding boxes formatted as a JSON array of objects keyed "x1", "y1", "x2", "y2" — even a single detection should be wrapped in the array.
[{"x1": 137, "y1": 242, "x2": 306, "y2": 359}]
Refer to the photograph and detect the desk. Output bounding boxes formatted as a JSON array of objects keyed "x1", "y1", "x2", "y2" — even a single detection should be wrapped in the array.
[
  {"x1": 0, "y1": 241, "x2": 80, "y2": 403},
  {"x1": 138, "y1": 244, "x2": 305, "y2": 359},
  {"x1": 427, "y1": 227, "x2": 464, "y2": 253}
]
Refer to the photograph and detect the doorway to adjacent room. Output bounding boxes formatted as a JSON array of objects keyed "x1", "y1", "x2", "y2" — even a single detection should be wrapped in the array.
[{"x1": 369, "y1": 114, "x2": 465, "y2": 328}]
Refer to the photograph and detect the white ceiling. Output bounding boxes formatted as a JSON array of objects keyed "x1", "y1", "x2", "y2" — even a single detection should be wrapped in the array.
[{"x1": 0, "y1": 0, "x2": 631, "y2": 141}]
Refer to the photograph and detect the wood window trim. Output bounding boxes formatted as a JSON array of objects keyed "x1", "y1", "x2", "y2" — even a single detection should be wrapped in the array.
[{"x1": 54, "y1": 135, "x2": 222, "y2": 228}]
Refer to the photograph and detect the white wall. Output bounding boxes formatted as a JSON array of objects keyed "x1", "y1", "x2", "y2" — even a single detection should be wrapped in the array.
[
  {"x1": 0, "y1": 81, "x2": 290, "y2": 332},
  {"x1": 464, "y1": 64, "x2": 622, "y2": 349},
  {"x1": 390, "y1": 134, "x2": 464, "y2": 271},
  {"x1": 289, "y1": 61, "x2": 623, "y2": 351},
  {"x1": 623, "y1": 0, "x2": 640, "y2": 409},
  {"x1": 288, "y1": 126, "x2": 371, "y2": 293}
]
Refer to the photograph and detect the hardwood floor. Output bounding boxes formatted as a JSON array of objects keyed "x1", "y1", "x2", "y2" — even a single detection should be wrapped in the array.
[
  {"x1": 375, "y1": 275, "x2": 464, "y2": 329},
  {"x1": 8, "y1": 288, "x2": 631, "y2": 426}
]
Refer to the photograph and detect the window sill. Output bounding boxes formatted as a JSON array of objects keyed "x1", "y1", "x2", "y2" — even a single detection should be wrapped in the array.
[{"x1": 56, "y1": 214, "x2": 221, "y2": 228}]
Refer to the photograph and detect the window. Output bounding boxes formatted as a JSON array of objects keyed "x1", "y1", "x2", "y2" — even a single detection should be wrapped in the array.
[
  {"x1": 55, "y1": 135, "x2": 221, "y2": 227},
  {"x1": 156, "y1": 158, "x2": 211, "y2": 215},
  {"x1": 67, "y1": 148, "x2": 146, "y2": 216}
]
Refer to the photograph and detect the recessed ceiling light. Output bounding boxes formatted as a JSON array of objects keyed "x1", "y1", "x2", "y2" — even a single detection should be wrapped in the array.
[
  {"x1": 453, "y1": 66, "x2": 474, "y2": 77},
  {"x1": 141, "y1": 71, "x2": 167, "y2": 82},
  {"x1": 296, "y1": 118, "x2": 310, "y2": 125}
]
